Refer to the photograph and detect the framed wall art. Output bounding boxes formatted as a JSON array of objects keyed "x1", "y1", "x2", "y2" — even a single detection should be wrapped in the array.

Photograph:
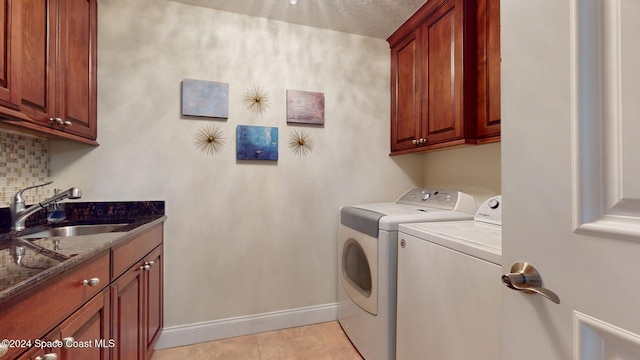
[
  {"x1": 182, "y1": 79, "x2": 229, "y2": 118},
  {"x1": 236, "y1": 125, "x2": 278, "y2": 161},
  {"x1": 286, "y1": 90, "x2": 324, "y2": 125}
]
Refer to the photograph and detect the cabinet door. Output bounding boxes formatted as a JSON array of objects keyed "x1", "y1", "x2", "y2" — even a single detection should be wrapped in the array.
[
  {"x1": 476, "y1": 0, "x2": 500, "y2": 141},
  {"x1": 56, "y1": 0, "x2": 97, "y2": 139},
  {"x1": 111, "y1": 262, "x2": 144, "y2": 360},
  {"x1": 0, "y1": 0, "x2": 19, "y2": 109},
  {"x1": 144, "y1": 246, "x2": 163, "y2": 359},
  {"x1": 19, "y1": 0, "x2": 56, "y2": 125},
  {"x1": 15, "y1": 347, "x2": 47, "y2": 360},
  {"x1": 15, "y1": 328, "x2": 60, "y2": 360},
  {"x1": 422, "y1": 0, "x2": 467, "y2": 144},
  {"x1": 60, "y1": 289, "x2": 110, "y2": 360},
  {"x1": 390, "y1": 30, "x2": 421, "y2": 152}
]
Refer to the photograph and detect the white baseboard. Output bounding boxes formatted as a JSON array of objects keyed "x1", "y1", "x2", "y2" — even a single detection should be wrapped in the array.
[{"x1": 154, "y1": 302, "x2": 339, "y2": 350}]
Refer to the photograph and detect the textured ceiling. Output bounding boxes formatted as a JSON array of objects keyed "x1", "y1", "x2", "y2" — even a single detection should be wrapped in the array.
[{"x1": 170, "y1": 0, "x2": 428, "y2": 39}]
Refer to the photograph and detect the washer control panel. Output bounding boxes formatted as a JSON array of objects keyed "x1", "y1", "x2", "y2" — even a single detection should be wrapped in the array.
[
  {"x1": 474, "y1": 195, "x2": 502, "y2": 225},
  {"x1": 397, "y1": 188, "x2": 476, "y2": 214}
]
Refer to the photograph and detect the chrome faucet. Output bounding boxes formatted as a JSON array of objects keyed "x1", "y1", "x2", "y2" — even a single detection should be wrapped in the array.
[{"x1": 10, "y1": 181, "x2": 82, "y2": 231}]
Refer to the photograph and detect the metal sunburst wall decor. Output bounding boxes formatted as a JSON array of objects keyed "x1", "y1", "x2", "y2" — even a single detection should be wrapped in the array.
[
  {"x1": 195, "y1": 124, "x2": 226, "y2": 155},
  {"x1": 289, "y1": 129, "x2": 314, "y2": 156},
  {"x1": 243, "y1": 84, "x2": 271, "y2": 114}
]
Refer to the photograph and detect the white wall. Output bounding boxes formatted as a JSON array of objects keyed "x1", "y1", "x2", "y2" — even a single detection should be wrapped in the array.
[
  {"x1": 422, "y1": 143, "x2": 501, "y2": 207},
  {"x1": 50, "y1": 0, "x2": 423, "y2": 334}
]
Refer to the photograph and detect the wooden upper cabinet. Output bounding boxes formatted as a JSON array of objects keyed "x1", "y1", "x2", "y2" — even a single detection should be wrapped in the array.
[
  {"x1": 421, "y1": 1, "x2": 476, "y2": 145},
  {"x1": 20, "y1": 0, "x2": 56, "y2": 125},
  {"x1": 388, "y1": 0, "x2": 500, "y2": 155},
  {"x1": 0, "y1": 0, "x2": 97, "y2": 144},
  {"x1": 476, "y1": 0, "x2": 501, "y2": 142},
  {"x1": 0, "y1": 0, "x2": 20, "y2": 109},
  {"x1": 56, "y1": 0, "x2": 97, "y2": 140},
  {"x1": 390, "y1": 31, "x2": 421, "y2": 152}
]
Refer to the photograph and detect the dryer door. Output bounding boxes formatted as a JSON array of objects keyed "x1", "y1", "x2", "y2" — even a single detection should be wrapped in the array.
[{"x1": 339, "y1": 225, "x2": 378, "y2": 315}]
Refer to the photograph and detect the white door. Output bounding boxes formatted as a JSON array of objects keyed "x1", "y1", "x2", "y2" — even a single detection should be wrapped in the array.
[{"x1": 502, "y1": 0, "x2": 640, "y2": 359}]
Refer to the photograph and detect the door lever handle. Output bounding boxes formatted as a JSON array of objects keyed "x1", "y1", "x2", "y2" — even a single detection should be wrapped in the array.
[{"x1": 502, "y1": 262, "x2": 560, "y2": 304}]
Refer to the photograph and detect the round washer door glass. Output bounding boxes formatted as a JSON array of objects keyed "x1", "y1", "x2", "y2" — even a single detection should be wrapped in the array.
[{"x1": 342, "y1": 238, "x2": 372, "y2": 297}]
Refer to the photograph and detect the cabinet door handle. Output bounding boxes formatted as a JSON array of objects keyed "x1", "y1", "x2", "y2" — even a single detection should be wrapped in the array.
[
  {"x1": 82, "y1": 277, "x2": 100, "y2": 287},
  {"x1": 62, "y1": 337, "x2": 75, "y2": 348},
  {"x1": 140, "y1": 260, "x2": 155, "y2": 271},
  {"x1": 35, "y1": 354, "x2": 58, "y2": 360},
  {"x1": 48, "y1": 118, "x2": 71, "y2": 128}
]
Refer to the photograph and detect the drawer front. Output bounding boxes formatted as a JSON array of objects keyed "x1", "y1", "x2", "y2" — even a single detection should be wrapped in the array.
[
  {"x1": 0, "y1": 250, "x2": 109, "y2": 359},
  {"x1": 111, "y1": 225, "x2": 163, "y2": 279}
]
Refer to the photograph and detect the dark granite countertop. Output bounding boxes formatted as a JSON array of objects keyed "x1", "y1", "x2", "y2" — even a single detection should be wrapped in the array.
[{"x1": 0, "y1": 201, "x2": 165, "y2": 305}]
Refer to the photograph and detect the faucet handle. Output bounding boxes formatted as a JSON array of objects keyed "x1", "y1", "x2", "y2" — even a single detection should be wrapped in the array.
[{"x1": 12, "y1": 181, "x2": 54, "y2": 204}]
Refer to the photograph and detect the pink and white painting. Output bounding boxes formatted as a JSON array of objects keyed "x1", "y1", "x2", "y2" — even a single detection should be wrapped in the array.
[{"x1": 286, "y1": 90, "x2": 324, "y2": 125}]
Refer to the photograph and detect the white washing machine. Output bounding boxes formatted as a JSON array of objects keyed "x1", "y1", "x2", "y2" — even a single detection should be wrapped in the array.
[
  {"x1": 338, "y1": 188, "x2": 477, "y2": 360},
  {"x1": 396, "y1": 196, "x2": 503, "y2": 360}
]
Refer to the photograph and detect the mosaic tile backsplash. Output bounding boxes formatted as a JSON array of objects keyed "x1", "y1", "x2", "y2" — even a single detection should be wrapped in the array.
[{"x1": 0, "y1": 131, "x2": 51, "y2": 206}]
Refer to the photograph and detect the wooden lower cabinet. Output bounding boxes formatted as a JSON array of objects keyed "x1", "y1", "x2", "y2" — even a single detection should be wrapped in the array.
[
  {"x1": 111, "y1": 244, "x2": 163, "y2": 360},
  {"x1": 15, "y1": 347, "x2": 51, "y2": 360},
  {"x1": 111, "y1": 261, "x2": 143, "y2": 360},
  {"x1": 15, "y1": 328, "x2": 60, "y2": 360},
  {"x1": 59, "y1": 289, "x2": 111, "y2": 360},
  {"x1": 144, "y1": 247, "x2": 163, "y2": 358},
  {"x1": 1, "y1": 223, "x2": 164, "y2": 360},
  {"x1": 14, "y1": 289, "x2": 110, "y2": 360}
]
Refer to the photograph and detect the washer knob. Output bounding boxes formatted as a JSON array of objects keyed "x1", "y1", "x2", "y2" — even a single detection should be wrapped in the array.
[
  {"x1": 421, "y1": 193, "x2": 431, "y2": 201},
  {"x1": 488, "y1": 199, "x2": 500, "y2": 209}
]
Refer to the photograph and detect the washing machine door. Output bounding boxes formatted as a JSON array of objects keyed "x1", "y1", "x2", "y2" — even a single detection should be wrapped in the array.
[{"x1": 339, "y1": 224, "x2": 378, "y2": 315}]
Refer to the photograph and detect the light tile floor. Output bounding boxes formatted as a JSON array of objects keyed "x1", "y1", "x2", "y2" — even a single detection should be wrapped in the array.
[{"x1": 151, "y1": 321, "x2": 363, "y2": 360}]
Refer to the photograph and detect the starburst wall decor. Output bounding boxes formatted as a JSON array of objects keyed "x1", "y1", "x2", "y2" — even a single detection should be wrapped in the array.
[
  {"x1": 243, "y1": 85, "x2": 271, "y2": 114},
  {"x1": 289, "y1": 129, "x2": 314, "y2": 156},
  {"x1": 195, "y1": 124, "x2": 226, "y2": 155}
]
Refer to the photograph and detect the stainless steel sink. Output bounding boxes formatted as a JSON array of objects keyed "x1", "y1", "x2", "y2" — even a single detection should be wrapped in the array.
[{"x1": 21, "y1": 223, "x2": 128, "y2": 238}]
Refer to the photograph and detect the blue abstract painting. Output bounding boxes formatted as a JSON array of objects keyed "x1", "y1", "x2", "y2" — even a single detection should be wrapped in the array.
[
  {"x1": 182, "y1": 79, "x2": 229, "y2": 118},
  {"x1": 236, "y1": 125, "x2": 278, "y2": 161}
]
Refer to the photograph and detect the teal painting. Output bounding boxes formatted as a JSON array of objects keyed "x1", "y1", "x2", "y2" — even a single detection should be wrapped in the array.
[
  {"x1": 182, "y1": 79, "x2": 229, "y2": 118},
  {"x1": 236, "y1": 125, "x2": 278, "y2": 161}
]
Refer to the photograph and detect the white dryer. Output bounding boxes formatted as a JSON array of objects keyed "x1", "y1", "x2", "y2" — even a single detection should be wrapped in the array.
[
  {"x1": 338, "y1": 189, "x2": 476, "y2": 360},
  {"x1": 396, "y1": 196, "x2": 503, "y2": 360}
]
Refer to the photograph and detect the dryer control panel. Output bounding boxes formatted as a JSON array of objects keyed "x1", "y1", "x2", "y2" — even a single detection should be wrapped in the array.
[{"x1": 396, "y1": 188, "x2": 476, "y2": 214}]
